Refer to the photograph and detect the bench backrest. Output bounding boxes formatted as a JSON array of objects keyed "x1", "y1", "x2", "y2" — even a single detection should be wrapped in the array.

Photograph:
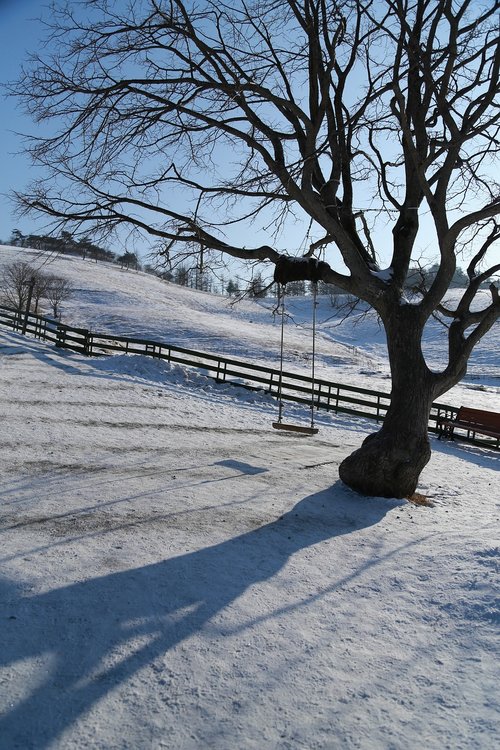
[{"x1": 457, "y1": 406, "x2": 500, "y2": 430}]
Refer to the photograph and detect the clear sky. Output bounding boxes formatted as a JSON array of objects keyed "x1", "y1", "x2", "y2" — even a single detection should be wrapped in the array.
[{"x1": 0, "y1": 0, "x2": 53, "y2": 242}]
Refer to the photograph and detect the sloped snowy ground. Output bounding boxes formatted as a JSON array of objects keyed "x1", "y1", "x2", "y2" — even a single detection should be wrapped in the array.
[
  {"x1": 1, "y1": 327, "x2": 499, "y2": 750},
  {"x1": 1, "y1": 244, "x2": 498, "y2": 410}
]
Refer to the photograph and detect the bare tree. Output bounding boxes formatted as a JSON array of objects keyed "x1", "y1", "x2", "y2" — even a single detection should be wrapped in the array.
[
  {"x1": 44, "y1": 274, "x2": 73, "y2": 318},
  {"x1": 117, "y1": 251, "x2": 139, "y2": 270},
  {"x1": 32, "y1": 271, "x2": 49, "y2": 314},
  {"x1": 1, "y1": 262, "x2": 71, "y2": 318},
  {"x1": 1, "y1": 261, "x2": 40, "y2": 312},
  {"x1": 10, "y1": 0, "x2": 500, "y2": 498}
]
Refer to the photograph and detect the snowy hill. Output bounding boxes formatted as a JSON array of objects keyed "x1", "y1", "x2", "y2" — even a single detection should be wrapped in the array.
[
  {"x1": 0, "y1": 244, "x2": 498, "y2": 409},
  {"x1": 0, "y1": 244, "x2": 499, "y2": 749}
]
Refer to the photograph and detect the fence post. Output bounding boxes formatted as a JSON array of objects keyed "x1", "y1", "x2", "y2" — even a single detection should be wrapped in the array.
[
  {"x1": 56, "y1": 324, "x2": 66, "y2": 348},
  {"x1": 21, "y1": 273, "x2": 39, "y2": 336},
  {"x1": 83, "y1": 330, "x2": 92, "y2": 356},
  {"x1": 326, "y1": 384, "x2": 332, "y2": 412},
  {"x1": 21, "y1": 300, "x2": 32, "y2": 336},
  {"x1": 315, "y1": 382, "x2": 321, "y2": 409},
  {"x1": 35, "y1": 316, "x2": 44, "y2": 339},
  {"x1": 216, "y1": 359, "x2": 226, "y2": 381}
]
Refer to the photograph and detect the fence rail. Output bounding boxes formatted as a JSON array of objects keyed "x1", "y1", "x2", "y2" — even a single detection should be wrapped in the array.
[{"x1": 2, "y1": 303, "x2": 494, "y2": 447}]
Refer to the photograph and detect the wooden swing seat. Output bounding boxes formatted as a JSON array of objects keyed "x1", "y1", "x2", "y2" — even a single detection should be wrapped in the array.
[{"x1": 272, "y1": 421, "x2": 318, "y2": 435}]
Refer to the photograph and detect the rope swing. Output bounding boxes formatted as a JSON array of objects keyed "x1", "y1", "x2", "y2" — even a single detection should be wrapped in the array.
[{"x1": 272, "y1": 281, "x2": 319, "y2": 436}]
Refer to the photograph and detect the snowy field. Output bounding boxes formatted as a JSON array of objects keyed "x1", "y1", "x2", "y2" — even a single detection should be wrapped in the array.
[
  {"x1": 0, "y1": 246, "x2": 499, "y2": 749},
  {"x1": 0, "y1": 244, "x2": 498, "y2": 409}
]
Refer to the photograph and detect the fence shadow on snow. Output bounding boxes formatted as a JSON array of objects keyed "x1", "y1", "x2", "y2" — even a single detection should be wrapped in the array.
[{"x1": 1, "y1": 302, "x2": 495, "y2": 447}]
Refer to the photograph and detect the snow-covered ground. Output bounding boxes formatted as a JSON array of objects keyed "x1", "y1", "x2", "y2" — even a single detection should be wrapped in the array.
[
  {"x1": 1, "y1": 244, "x2": 498, "y2": 408},
  {"x1": 0, "y1": 246, "x2": 499, "y2": 749}
]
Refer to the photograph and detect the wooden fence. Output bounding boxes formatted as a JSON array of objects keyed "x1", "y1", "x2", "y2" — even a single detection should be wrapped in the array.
[{"x1": 0, "y1": 303, "x2": 478, "y2": 440}]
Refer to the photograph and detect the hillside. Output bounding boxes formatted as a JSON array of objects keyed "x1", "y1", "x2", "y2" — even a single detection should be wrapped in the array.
[
  {"x1": 1, "y1": 317, "x2": 499, "y2": 750},
  {"x1": 0, "y1": 244, "x2": 498, "y2": 410},
  {"x1": 0, "y1": 244, "x2": 499, "y2": 749}
]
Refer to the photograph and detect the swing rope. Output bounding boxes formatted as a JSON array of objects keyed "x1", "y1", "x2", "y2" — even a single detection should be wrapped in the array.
[
  {"x1": 310, "y1": 281, "x2": 318, "y2": 430},
  {"x1": 272, "y1": 283, "x2": 319, "y2": 435},
  {"x1": 276, "y1": 284, "x2": 286, "y2": 424}
]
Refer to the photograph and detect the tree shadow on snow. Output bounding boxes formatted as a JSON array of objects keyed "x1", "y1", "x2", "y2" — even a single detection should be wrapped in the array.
[{"x1": 0, "y1": 487, "x2": 393, "y2": 748}]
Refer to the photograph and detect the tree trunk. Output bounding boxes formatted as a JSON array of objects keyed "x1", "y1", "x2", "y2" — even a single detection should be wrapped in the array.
[
  {"x1": 339, "y1": 308, "x2": 434, "y2": 499},
  {"x1": 21, "y1": 280, "x2": 35, "y2": 336}
]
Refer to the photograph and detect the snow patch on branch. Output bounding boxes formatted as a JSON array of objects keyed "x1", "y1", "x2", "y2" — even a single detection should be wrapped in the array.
[{"x1": 370, "y1": 267, "x2": 393, "y2": 283}]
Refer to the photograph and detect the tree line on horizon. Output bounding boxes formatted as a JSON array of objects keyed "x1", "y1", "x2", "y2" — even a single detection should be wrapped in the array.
[
  {"x1": 3, "y1": 230, "x2": 477, "y2": 302},
  {"x1": 6, "y1": 229, "x2": 138, "y2": 269}
]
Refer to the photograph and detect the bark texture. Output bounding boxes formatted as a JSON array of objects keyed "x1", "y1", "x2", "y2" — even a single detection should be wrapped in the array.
[
  {"x1": 339, "y1": 306, "x2": 434, "y2": 498},
  {"x1": 339, "y1": 426, "x2": 431, "y2": 499}
]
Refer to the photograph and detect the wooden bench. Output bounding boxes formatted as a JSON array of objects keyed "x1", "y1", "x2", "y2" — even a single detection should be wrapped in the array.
[{"x1": 437, "y1": 406, "x2": 500, "y2": 448}]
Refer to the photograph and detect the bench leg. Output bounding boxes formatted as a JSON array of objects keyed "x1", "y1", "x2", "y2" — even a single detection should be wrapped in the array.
[{"x1": 439, "y1": 425, "x2": 454, "y2": 441}]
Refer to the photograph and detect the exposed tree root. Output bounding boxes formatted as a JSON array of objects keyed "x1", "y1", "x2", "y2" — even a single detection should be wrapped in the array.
[{"x1": 406, "y1": 493, "x2": 434, "y2": 507}]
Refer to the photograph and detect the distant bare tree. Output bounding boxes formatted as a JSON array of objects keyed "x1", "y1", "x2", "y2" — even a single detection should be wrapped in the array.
[
  {"x1": 248, "y1": 273, "x2": 267, "y2": 298},
  {"x1": 32, "y1": 272, "x2": 49, "y2": 314},
  {"x1": 117, "y1": 251, "x2": 139, "y2": 270},
  {"x1": 10, "y1": 0, "x2": 500, "y2": 498},
  {"x1": 226, "y1": 279, "x2": 240, "y2": 298},
  {"x1": 1, "y1": 261, "x2": 41, "y2": 311},
  {"x1": 44, "y1": 275, "x2": 73, "y2": 318}
]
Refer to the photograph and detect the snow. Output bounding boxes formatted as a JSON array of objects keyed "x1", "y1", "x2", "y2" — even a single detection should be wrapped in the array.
[
  {"x1": 2, "y1": 244, "x2": 498, "y2": 406},
  {"x1": 370, "y1": 266, "x2": 393, "y2": 282},
  {"x1": 0, "y1": 246, "x2": 499, "y2": 749}
]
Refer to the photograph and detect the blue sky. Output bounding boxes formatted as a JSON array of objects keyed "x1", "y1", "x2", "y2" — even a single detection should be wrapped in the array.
[
  {"x1": 0, "y1": 2, "x2": 497, "y2": 274},
  {"x1": 0, "y1": 0, "x2": 50, "y2": 242},
  {"x1": 0, "y1": 0, "x2": 317, "y2": 263}
]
